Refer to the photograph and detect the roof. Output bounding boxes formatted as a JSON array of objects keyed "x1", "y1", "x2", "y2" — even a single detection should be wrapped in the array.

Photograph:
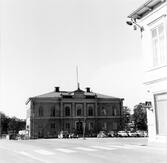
[
  {"x1": 30, "y1": 89, "x2": 122, "y2": 100},
  {"x1": 128, "y1": 0, "x2": 166, "y2": 19}
]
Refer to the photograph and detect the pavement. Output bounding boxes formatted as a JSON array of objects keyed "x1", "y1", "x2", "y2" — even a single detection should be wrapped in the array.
[{"x1": 0, "y1": 138, "x2": 166, "y2": 163}]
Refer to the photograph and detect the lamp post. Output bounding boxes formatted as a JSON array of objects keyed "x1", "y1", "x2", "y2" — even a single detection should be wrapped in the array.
[{"x1": 83, "y1": 117, "x2": 86, "y2": 140}]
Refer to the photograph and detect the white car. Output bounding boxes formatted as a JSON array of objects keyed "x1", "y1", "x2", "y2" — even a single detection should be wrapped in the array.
[{"x1": 117, "y1": 131, "x2": 128, "y2": 137}]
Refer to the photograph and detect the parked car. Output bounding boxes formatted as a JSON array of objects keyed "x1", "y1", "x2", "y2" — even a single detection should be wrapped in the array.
[
  {"x1": 127, "y1": 131, "x2": 137, "y2": 137},
  {"x1": 136, "y1": 130, "x2": 148, "y2": 137},
  {"x1": 58, "y1": 131, "x2": 69, "y2": 139},
  {"x1": 69, "y1": 133, "x2": 78, "y2": 138},
  {"x1": 97, "y1": 131, "x2": 107, "y2": 138},
  {"x1": 117, "y1": 131, "x2": 128, "y2": 137},
  {"x1": 107, "y1": 131, "x2": 115, "y2": 137}
]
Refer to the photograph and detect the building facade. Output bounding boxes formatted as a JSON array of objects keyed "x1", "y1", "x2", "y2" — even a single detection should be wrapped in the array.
[
  {"x1": 128, "y1": 0, "x2": 167, "y2": 143},
  {"x1": 26, "y1": 87, "x2": 124, "y2": 138}
]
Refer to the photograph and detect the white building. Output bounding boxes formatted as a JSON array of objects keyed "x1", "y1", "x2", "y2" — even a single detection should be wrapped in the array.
[{"x1": 128, "y1": 0, "x2": 167, "y2": 143}]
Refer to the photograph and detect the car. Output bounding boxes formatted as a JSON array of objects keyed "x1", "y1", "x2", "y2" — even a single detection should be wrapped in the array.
[
  {"x1": 58, "y1": 131, "x2": 69, "y2": 139},
  {"x1": 136, "y1": 130, "x2": 148, "y2": 137},
  {"x1": 117, "y1": 131, "x2": 128, "y2": 137},
  {"x1": 127, "y1": 131, "x2": 137, "y2": 137},
  {"x1": 97, "y1": 131, "x2": 107, "y2": 138},
  {"x1": 69, "y1": 133, "x2": 78, "y2": 138},
  {"x1": 107, "y1": 131, "x2": 115, "y2": 137}
]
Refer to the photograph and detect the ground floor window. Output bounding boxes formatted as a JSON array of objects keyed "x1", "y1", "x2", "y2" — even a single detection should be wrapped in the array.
[{"x1": 155, "y1": 93, "x2": 167, "y2": 136}]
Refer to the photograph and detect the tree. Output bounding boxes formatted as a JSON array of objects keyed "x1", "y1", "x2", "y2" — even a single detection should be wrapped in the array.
[
  {"x1": 133, "y1": 103, "x2": 147, "y2": 131},
  {"x1": 122, "y1": 106, "x2": 132, "y2": 130}
]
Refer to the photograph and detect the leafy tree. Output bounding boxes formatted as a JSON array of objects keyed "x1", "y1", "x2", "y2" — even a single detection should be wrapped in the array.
[
  {"x1": 133, "y1": 103, "x2": 147, "y2": 131},
  {"x1": 122, "y1": 106, "x2": 132, "y2": 130}
]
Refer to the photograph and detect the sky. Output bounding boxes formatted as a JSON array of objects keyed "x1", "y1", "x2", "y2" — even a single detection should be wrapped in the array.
[{"x1": 0, "y1": 0, "x2": 149, "y2": 119}]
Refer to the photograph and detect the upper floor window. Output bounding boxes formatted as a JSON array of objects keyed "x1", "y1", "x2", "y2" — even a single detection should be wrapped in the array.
[
  {"x1": 101, "y1": 107, "x2": 107, "y2": 116},
  {"x1": 65, "y1": 106, "x2": 71, "y2": 116},
  {"x1": 76, "y1": 104, "x2": 83, "y2": 116},
  {"x1": 50, "y1": 106, "x2": 55, "y2": 117},
  {"x1": 88, "y1": 106, "x2": 93, "y2": 116},
  {"x1": 151, "y1": 23, "x2": 167, "y2": 67},
  {"x1": 39, "y1": 106, "x2": 43, "y2": 117}
]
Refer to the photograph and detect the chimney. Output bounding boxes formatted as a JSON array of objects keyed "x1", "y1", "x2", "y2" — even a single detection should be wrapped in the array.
[
  {"x1": 55, "y1": 86, "x2": 60, "y2": 92},
  {"x1": 86, "y1": 87, "x2": 90, "y2": 93}
]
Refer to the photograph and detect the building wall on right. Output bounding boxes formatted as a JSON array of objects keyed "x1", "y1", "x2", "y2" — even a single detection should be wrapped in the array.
[{"x1": 139, "y1": 1, "x2": 167, "y2": 143}]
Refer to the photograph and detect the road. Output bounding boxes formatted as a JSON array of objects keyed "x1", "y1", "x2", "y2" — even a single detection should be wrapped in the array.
[{"x1": 0, "y1": 138, "x2": 166, "y2": 163}]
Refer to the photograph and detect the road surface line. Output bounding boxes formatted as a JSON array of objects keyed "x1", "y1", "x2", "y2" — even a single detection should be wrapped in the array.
[
  {"x1": 56, "y1": 148, "x2": 76, "y2": 153},
  {"x1": 75, "y1": 147, "x2": 98, "y2": 151},
  {"x1": 19, "y1": 151, "x2": 46, "y2": 163},
  {"x1": 34, "y1": 149, "x2": 55, "y2": 155},
  {"x1": 91, "y1": 146, "x2": 116, "y2": 150}
]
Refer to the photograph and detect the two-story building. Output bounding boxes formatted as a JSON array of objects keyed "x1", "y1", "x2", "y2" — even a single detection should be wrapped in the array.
[
  {"x1": 127, "y1": 0, "x2": 167, "y2": 143},
  {"x1": 26, "y1": 86, "x2": 124, "y2": 138}
]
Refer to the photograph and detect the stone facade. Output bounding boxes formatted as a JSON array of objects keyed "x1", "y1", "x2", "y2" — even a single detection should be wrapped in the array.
[{"x1": 26, "y1": 87, "x2": 124, "y2": 138}]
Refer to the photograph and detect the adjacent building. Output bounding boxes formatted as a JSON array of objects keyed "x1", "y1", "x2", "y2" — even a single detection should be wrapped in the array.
[
  {"x1": 26, "y1": 87, "x2": 124, "y2": 138},
  {"x1": 127, "y1": 0, "x2": 167, "y2": 143}
]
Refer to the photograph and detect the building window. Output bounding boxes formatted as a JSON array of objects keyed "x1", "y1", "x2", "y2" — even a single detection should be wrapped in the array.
[
  {"x1": 39, "y1": 106, "x2": 43, "y2": 117},
  {"x1": 112, "y1": 105, "x2": 117, "y2": 116},
  {"x1": 151, "y1": 23, "x2": 167, "y2": 67},
  {"x1": 101, "y1": 107, "x2": 107, "y2": 115},
  {"x1": 76, "y1": 104, "x2": 83, "y2": 116},
  {"x1": 113, "y1": 122, "x2": 117, "y2": 130},
  {"x1": 51, "y1": 123, "x2": 55, "y2": 129},
  {"x1": 88, "y1": 122, "x2": 94, "y2": 130},
  {"x1": 103, "y1": 122, "x2": 107, "y2": 130},
  {"x1": 88, "y1": 107, "x2": 93, "y2": 116},
  {"x1": 65, "y1": 123, "x2": 70, "y2": 130},
  {"x1": 50, "y1": 106, "x2": 55, "y2": 117},
  {"x1": 65, "y1": 106, "x2": 71, "y2": 116}
]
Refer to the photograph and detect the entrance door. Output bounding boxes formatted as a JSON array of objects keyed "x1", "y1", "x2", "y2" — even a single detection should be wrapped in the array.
[{"x1": 76, "y1": 121, "x2": 83, "y2": 135}]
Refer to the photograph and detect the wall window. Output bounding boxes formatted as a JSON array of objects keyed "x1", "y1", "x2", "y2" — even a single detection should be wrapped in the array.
[
  {"x1": 101, "y1": 107, "x2": 107, "y2": 115},
  {"x1": 151, "y1": 23, "x2": 167, "y2": 67},
  {"x1": 65, "y1": 106, "x2": 71, "y2": 116},
  {"x1": 88, "y1": 107, "x2": 93, "y2": 116},
  {"x1": 76, "y1": 104, "x2": 83, "y2": 116},
  {"x1": 39, "y1": 106, "x2": 43, "y2": 117},
  {"x1": 88, "y1": 122, "x2": 94, "y2": 130},
  {"x1": 113, "y1": 122, "x2": 117, "y2": 130},
  {"x1": 50, "y1": 123, "x2": 55, "y2": 129},
  {"x1": 50, "y1": 106, "x2": 55, "y2": 117},
  {"x1": 65, "y1": 123, "x2": 70, "y2": 130}
]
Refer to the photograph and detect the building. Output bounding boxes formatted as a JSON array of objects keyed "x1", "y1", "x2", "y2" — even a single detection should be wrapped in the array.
[
  {"x1": 26, "y1": 86, "x2": 124, "y2": 138},
  {"x1": 127, "y1": 0, "x2": 167, "y2": 143}
]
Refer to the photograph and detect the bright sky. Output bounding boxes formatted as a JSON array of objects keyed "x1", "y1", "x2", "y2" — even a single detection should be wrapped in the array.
[{"x1": 0, "y1": 0, "x2": 148, "y2": 118}]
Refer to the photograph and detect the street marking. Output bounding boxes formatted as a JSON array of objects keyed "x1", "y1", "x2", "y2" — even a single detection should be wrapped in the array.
[
  {"x1": 75, "y1": 147, "x2": 98, "y2": 151},
  {"x1": 19, "y1": 151, "x2": 46, "y2": 162},
  {"x1": 91, "y1": 146, "x2": 116, "y2": 150},
  {"x1": 56, "y1": 148, "x2": 76, "y2": 153},
  {"x1": 34, "y1": 149, "x2": 54, "y2": 155}
]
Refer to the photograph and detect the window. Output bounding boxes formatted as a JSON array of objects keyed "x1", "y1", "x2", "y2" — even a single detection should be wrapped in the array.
[
  {"x1": 88, "y1": 122, "x2": 94, "y2": 130},
  {"x1": 39, "y1": 106, "x2": 43, "y2": 117},
  {"x1": 76, "y1": 104, "x2": 83, "y2": 116},
  {"x1": 77, "y1": 108, "x2": 82, "y2": 116},
  {"x1": 51, "y1": 123, "x2": 55, "y2": 129},
  {"x1": 101, "y1": 107, "x2": 107, "y2": 115},
  {"x1": 65, "y1": 123, "x2": 70, "y2": 130},
  {"x1": 65, "y1": 106, "x2": 70, "y2": 116},
  {"x1": 151, "y1": 23, "x2": 167, "y2": 67},
  {"x1": 113, "y1": 122, "x2": 117, "y2": 130},
  {"x1": 88, "y1": 107, "x2": 93, "y2": 116},
  {"x1": 50, "y1": 106, "x2": 55, "y2": 117}
]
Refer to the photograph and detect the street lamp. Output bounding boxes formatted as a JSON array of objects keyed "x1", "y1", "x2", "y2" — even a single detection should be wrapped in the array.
[{"x1": 83, "y1": 117, "x2": 86, "y2": 140}]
